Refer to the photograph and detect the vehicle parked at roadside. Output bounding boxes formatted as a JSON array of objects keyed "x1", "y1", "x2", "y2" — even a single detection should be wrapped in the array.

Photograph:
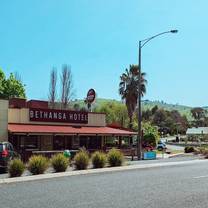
[
  {"x1": 157, "y1": 140, "x2": 167, "y2": 151},
  {"x1": 0, "y1": 142, "x2": 18, "y2": 171}
]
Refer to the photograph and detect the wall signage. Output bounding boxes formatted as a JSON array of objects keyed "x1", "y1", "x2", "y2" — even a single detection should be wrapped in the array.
[{"x1": 29, "y1": 108, "x2": 88, "y2": 124}]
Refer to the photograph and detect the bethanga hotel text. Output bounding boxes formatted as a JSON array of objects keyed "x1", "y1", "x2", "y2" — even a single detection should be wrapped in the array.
[{"x1": 29, "y1": 109, "x2": 88, "y2": 123}]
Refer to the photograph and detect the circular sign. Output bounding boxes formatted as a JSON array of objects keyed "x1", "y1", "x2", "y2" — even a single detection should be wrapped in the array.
[{"x1": 87, "y1": 89, "x2": 96, "y2": 103}]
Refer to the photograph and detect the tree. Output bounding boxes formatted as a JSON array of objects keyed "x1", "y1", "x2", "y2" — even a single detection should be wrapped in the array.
[
  {"x1": 151, "y1": 108, "x2": 189, "y2": 135},
  {"x1": 191, "y1": 107, "x2": 206, "y2": 120},
  {"x1": 191, "y1": 107, "x2": 206, "y2": 127},
  {"x1": 142, "y1": 109, "x2": 152, "y2": 121},
  {"x1": 151, "y1": 105, "x2": 158, "y2": 115},
  {"x1": 152, "y1": 109, "x2": 167, "y2": 127},
  {"x1": 73, "y1": 103, "x2": 80, "y2": 111},
  {"x1": 119, "y1": 65, "x2": 147, "y2": 129},
  {"x1": 0, "y1": 68, "x2": 6, "y2": 97},
  {"x1": 94, "y1": 101, "x2": 129, "y2": 127},
  {"x1": 60, "y1": 65, "x2": 74, "y2": 109},
  {"x1": 177, "y1": 115, "x2": 189, "y2": 134},
  {"x1": 48, "y1": 68, "x2": 57, "y2": 109},
  {"x1": 142, "y1": 122, "x2": 159, "y2": 148},
  {"x1": 14, "y1": 71, "x2": 22, "y2": 82},
  {"x1": 1, "y1": 73, "x2": 26, "y2": 99}
]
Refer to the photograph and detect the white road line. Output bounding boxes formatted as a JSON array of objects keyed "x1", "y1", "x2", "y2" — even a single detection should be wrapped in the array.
[{"x1": 193, "y1": 175, "x2": 208, "y2": 179}]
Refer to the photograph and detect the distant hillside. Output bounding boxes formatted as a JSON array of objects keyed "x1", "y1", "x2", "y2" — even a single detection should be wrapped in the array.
[
  {"x1": 142, "y1": 100, "x2": 193, "y2": 119},
  {"x1": 72, "y1": 98, "x2": 194, "y2": 120}
]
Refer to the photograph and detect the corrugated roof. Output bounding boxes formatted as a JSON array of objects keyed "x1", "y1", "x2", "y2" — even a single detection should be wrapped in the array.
[
  {"x1": 8, "y1": 124, "x2": 137, "y2": 136},
  {"x1": 186, "y1": 127, "x2": 208, "y2": 135}
]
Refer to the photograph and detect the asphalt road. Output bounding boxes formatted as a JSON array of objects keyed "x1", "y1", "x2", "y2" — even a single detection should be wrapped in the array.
[
  {"x1": 166, "y1": 144, "x2": 185, "y2": 151},
  {"x1": 1, "y1": 159, "x2": 208, "y2": 208}
]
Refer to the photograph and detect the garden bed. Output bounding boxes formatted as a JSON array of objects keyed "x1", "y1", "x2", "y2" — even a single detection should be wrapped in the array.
[{"x1": 2, "y1": 148, "x2": 126, "y2": 179}]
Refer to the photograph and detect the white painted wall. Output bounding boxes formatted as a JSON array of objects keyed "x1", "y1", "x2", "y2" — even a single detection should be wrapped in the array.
[{"x1": 0, "y1": 99, "x2": 8, "y2": 141}]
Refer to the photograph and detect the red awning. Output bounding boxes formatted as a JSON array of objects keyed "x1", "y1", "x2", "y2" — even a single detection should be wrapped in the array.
[{"x1": 8, "y1": 124, "x2": 137, "y2": 136}]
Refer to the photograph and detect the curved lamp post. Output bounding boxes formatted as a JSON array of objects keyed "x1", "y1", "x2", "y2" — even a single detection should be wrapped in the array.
[{"x1": 137, "y1": 29, "x2": 178, "y2": 160}]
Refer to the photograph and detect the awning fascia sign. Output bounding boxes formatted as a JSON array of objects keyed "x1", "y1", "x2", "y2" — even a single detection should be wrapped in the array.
[{"x1": 29, "y1": 108, "x2": 88, "y2": 124}]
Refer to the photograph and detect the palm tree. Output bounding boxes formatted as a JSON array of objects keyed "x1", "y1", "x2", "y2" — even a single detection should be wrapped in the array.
[{"x1": 119, "y1": 65, "x2": 147, "y2": 129}]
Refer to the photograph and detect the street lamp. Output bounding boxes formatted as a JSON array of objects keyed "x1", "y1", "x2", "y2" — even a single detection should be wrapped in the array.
[{"x1": 137, "y1": 29, "x2": 178, "y2": 160}]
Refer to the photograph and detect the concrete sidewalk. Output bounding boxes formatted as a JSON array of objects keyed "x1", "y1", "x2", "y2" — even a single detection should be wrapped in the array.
[
  {"x1": 157, "y1": 152, "x2": 185, "y2": 159},
  {"x1": 0, "y1": 158, "x2": 207, "y2": 185},
  {"x1": 127, "y1": 152, "x2": 186, "y2": 160}
]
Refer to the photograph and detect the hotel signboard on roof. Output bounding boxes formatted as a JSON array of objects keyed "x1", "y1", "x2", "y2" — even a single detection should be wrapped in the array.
[{"x1": 29, "y1": 108, "x2": 88, "y2": 124}]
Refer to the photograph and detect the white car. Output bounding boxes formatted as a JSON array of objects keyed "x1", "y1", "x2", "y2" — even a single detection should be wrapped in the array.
[{"x1": 157, "y1": 141, "x2": 167, "y2": 150}]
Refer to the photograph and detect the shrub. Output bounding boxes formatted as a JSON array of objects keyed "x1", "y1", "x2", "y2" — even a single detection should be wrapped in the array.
[
  {"x1": 196, "y1": 147, "x2": 206, "y2": 154},
  {"x1": 51, "y1": 153, "x2": 69, "y2": 172},
  {"x1": 143, "y1": 122, "x2": 159, "y2": 148},
  {"x1": 74, "y1": 149, "x2": 89, "y2": 170},
  {"x1": 184, "y1": 146, "x2": 195, "y2": 153},
  {"x1": 28, "y1": 155, "x2": 49, "y2": 175},
  {"x1": 203, "y1": 150, "x2": 208, "y2": 159},
  {"x1": 198, "y1": 148, "x2": 208, "y2": 158},
  {"x1": 8, "y1": 159, "x2": 25, "y2": 177},
  {"x1": 107, "y1": 148, "x2": 124, "y2": 167},
  {"x1": 92, "y1": 151, "x2": 107, "y2": 168}
]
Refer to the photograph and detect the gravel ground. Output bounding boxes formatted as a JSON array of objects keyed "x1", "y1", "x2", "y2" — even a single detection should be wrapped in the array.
[{"x1": 0, "y1": 153, "x2": 203, "y2": 179}]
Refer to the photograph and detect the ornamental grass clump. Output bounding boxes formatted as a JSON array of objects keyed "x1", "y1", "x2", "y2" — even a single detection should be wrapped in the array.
[
  {"x1": 91, "y1": 151, "x2": 107, "y2": 168},
  {"x1": 74, "y1": 149, "x2": 89, "y2": 170},
  {"x1": 184, "y1": 146, "x2": 195, "y2": 153},
  {"x1": 203, "y1": 150, "x2": 208, "y2": 159},
  {"x1": 198, "y1": 148, "x2": 208, "y2": 158},
  {"x1": 107, "y1": 148, "x2": 124, "y2": 167},
  {"x1": 51, "y1": 153, "x2": 70, "y2": 172},
  {"x1": 8, "y1": 159, "x2": 25, "y2": 178},
  {"x1": 28, "y1": 155, "x2": 49, "y2": 175}
]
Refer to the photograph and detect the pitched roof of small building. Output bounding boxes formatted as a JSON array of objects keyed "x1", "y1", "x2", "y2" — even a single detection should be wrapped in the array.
[{"x1": 186, "y1": 127, "x2": 208, "y2": 135}]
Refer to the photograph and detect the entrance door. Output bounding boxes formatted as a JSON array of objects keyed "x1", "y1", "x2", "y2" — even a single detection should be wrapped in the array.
[{"x1": 53, "y1": 136, "x2": 65, "y2": 150}]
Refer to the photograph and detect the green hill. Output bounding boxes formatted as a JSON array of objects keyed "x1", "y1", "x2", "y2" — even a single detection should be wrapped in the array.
[
  {"x1": 72, "y1": 98, "x2": 193, "y2": 120},
  {"x1": 142, "y1": 100, "x2": 193, "y2": 120}
]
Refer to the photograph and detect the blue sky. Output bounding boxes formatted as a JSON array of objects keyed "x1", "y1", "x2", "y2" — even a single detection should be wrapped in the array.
[{"x1": 0, "y1": 0, "x2": 208, "y2": 107}]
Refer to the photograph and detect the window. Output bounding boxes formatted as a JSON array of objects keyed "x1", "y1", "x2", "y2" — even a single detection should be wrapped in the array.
[{"x1": 20, "y1": 136, "x2": 38, "y2": 149}]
